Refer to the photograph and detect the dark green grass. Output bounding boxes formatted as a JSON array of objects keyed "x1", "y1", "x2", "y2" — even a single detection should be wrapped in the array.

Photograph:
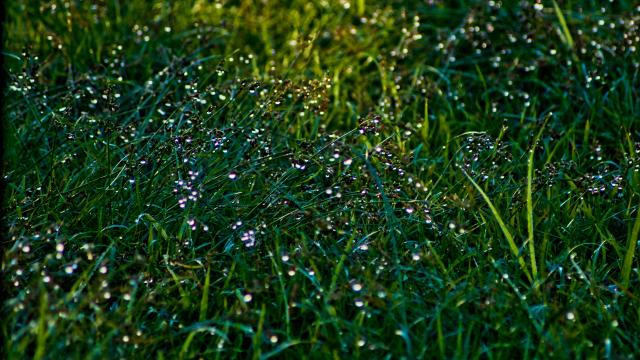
[{"x1": 3, "y1": 0, "x2": 640, "y2": 358}]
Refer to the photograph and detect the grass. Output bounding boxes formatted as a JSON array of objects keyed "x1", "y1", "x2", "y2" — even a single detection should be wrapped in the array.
[
  {"x1": 462, "y1": 168, "x2": 532, "y2": 283},
  {"x1": 526, "y1": 114, "x2": 550, "y2": 285},
  {"x1": 2, "y1": 0, "x2": 640, "y2": 358}
]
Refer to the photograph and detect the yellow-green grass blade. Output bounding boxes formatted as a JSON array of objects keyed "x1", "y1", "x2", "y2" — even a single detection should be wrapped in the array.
[
  {"x1": 552, "y1": 0, "x2": 574, "y2": 49},
  {"x1": 622, "y1": 204, "x2": 640, "y2": 288},
  {"x1": 527, "y1": 116, "x2": 550, "y2": 282},
  {"x1": 463, "y1": 170, "x2": 532, "y2": 282},
  {"x1": 199, "y1": 266, "x2": 211, "y2": 322}
]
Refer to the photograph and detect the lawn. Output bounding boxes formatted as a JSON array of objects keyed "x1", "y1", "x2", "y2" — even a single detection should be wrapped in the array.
[{"x1": 2, "y1": 0, "x2": 640, "y2": 358}]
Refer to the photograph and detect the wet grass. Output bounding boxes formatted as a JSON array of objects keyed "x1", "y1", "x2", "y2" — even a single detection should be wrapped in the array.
[{"x1": 2, "y1": 0, "x2": 640, "y2": 358}]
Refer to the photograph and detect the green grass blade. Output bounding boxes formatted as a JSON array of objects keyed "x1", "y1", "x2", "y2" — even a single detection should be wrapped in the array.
[
  {"x1": 199, "y1": 266, "x2": 211, "y2": 321},
  {"x1": 421, "y1": 96, "x2": 429, "y2": 144},
  {"x1": 463, "y1": 170, "x2": 532, "y2": 282},
  {"x1": 527, "y1": 116, "x2": 550, "y2": 282},
  {"x1": 34, "y1": 287, "x2": 48, "y2": 360},
  {"x1": 179, "y1": 332, "x2": 196, "y2": 360},
  {"x1": 356, "y1": 0, "x2": 365, "y2": 16},
  {"x1": 328, "y1": 232, "x2": 357, "y2": 297},
  {"x1": 552, "y1": 0, "x2": 574, "y2": 49},
  {"x1": 622, "y1": 204, "x2": 640, "y2": 288},
  {"x1": 436, "y1": 312, "x2": 445, "y2": 359},
  {"x1": 260, "y1": 340, "x2": 303, "y2": 360},
  {"x1": 253, "y1": 303, "x2": 267, "y2": 360}
]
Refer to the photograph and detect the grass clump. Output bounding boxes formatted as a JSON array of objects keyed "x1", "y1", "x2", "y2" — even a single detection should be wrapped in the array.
[{"x1": 2, "y1": 0, "x2": 640, "y2": 358}]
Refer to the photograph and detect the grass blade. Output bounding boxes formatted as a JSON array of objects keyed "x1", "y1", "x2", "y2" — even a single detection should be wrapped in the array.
[
  {"x1": 552, "y1": 0, "x2": 574, "y2": 49},
  {"x1": 526, "y1": 116, "x2": 550, "y2": 282},
  {"x1": 328, "y1": 232, "x2": 357, "y2": 297},
  {"x1": 199, "y1": 266, "x2": 211, "y2": 321},
  {"x1": 463, "y1": 170, "x2": 532, "y2": 282},
  {"x1": 34, "y1": 288, "x2": 48, "y2": 360},
  {"x1": 622, "y1": 204, "x2": 640, "y2": 288},
  {"x1": 421, "y1": 96, "x2": 429, "y2": 144},
  {"x1": 260, "y1": 340, "x2": 303, "y2": 360},
  {"x1": 253, "y1": 303, "x2": 267, "y2": 360}
]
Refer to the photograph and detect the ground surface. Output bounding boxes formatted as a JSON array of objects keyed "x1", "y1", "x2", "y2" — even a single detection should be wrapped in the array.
[{"x1": 3, "y1": 0, "x2": 640, "y2": 358}]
